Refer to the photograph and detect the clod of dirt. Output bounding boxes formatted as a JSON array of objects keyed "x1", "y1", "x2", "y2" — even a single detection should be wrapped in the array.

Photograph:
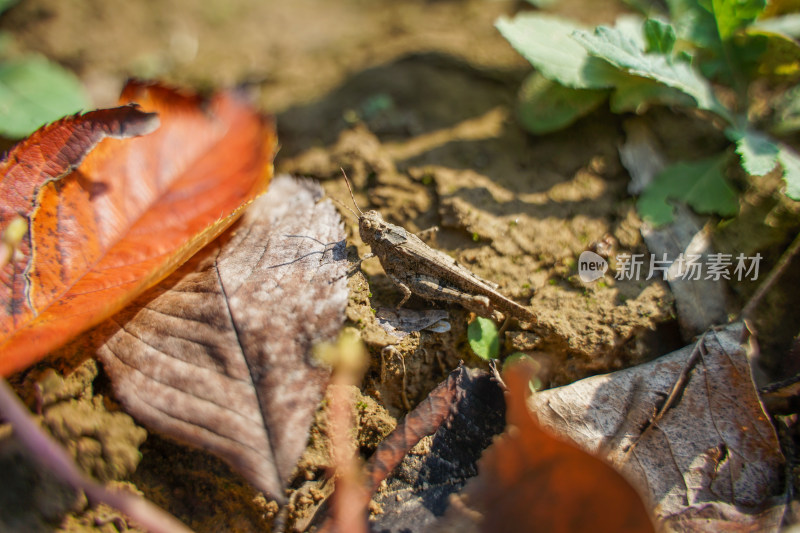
[
  {"x1": 56, "y1": 481, "x2": 147, "y2": 533},
  {"x1": 0, "y1": 359, "x2": 147, "y2": 532},
  {"x1": 131, "y1": 435, "x2": 280, "y2": 533},
  {"x1": 295, "y1": 385, "x2": 397, "y2": 478},
  {"x1": 281, "y1": 123, "x2": 396, "y2": 186},
  {"x1": 36, "y1": 360, "x2": 147, "y2": 483}
]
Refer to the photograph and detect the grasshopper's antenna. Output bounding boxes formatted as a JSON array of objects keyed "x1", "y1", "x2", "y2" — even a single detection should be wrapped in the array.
[
  {"x1": 332, "y1": 197, "x2": 360, "y2": 221},
  {"x1": 340, "y1": 168, "x2": 364, "y2": 216}
]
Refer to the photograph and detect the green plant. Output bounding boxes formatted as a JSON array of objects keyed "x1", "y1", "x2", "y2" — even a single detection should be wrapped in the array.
[
  {"x1": 467, "y1": 317, "x2": 500, "y2": 360},
  {"x1": 0, "y1": 1, "x2": 89, "y2": 138},
  {"x1": 497, "y1": 1, "x2": 800, "y2": 225}
]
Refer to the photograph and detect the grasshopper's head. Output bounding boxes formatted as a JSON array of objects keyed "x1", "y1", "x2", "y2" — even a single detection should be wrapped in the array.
[
  {"x1": 359, "y1": 210, "x2": 408, "y2": 248},
  {"x1": 358, "y1": 210, "x2": 386, "y2": 245}
]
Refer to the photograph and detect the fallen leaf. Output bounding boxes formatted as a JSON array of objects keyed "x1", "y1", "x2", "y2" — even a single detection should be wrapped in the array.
[
  {"x1": 437, "y1": 360, "x2": 654, "y2": 533},
  {"x1": 528, "y1": 322, "x2": 787, "y2": 531},
  {"x1": 368, "y1": 366, "x2": 506, "y2": 532},
  {"x1": 619, "y1": 117, "x2": 667, "y2": 195},
  {"x1": 0, "y1": 81, "x2": 277, "y2": 375},
  {"x1": 640, "y1": 205, "x2": 729, "y2": 341},
  {"x1": 93, "y1": 176, "x2": 348, "y2": 502},
  {"x1": 619, "y1": 119, "x2": 728, "y2": 340}
]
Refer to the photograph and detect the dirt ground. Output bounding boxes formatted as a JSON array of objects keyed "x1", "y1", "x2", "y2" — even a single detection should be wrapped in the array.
[{"x1": 2, "y1": 0, "x2": 800, "y2": 531}]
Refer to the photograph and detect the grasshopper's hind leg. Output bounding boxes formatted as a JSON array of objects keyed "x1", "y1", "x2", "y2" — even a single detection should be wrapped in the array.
[{"x1": 408, "y1": 274, "x2": 492, "y2": 316}]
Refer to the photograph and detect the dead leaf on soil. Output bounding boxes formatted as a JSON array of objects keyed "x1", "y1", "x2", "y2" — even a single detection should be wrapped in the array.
[
  {"x1": 0, "y1": 81, "x2": 277, "y2": 376},
  {"x1": 528, "y1": 322, "x2": 787, "y2": 531},
  {"x1": 367, "y1": 366, "x2": 506, "y2": 532},
  {"x1": 91, "y1": 176, "x2": 348, "y2": 502},
  {"x1": 434, "y1": 360, "x2": 653, "y2": 533},
  {"x1": 640, "y1": 206, "x2": 728, "y2": 341},
  {"x1": 619, "y1": 119, "x2": 727, "y2": 340}
]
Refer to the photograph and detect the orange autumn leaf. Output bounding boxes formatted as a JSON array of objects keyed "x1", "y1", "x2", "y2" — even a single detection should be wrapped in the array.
[
  {"x1": 463, "y1": 361, "x2": 655, "y2": 533},
  {"x1": 0, "y1": 81, "x2": 277, "y2": 375}
]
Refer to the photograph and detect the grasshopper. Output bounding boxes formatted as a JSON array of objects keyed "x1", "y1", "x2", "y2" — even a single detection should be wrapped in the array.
[{"x1": 339, "y1": 170, "x2": 536, "y2": 323}]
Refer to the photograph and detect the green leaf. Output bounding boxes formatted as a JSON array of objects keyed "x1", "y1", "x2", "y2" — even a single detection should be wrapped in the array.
[
  {"x1": 610, "y1": 75, "x2": 694, "y2": 112},
  {"x1": 644, "y1": 18, "x2": 677, "y2": 53},
  {"x1": 614, "y1": 14, "x2": 649, "y2": 49},
  {"x1": 729, "y1": 128, "x2": 779, "y2": 176},
  {"x1": 495, "y1": 14, "x2": 620, "y2": 89},
  {"x1": 777, "y1": 144, "x2": 800, "y2": 199},
  {"x1": 468, "y1": 317, "x2": 500, "y2": 361},
  {"x1": 0, "y1": 56, "x2": 89, "y2": 138},
  {"x1": 706, "y1": 0, "x2": 766, "y2": 40},
  {"x1": 572, "y1": 25, "x2": 733, "y2": 122},
  {"x1": 524, "y1": 0, "x2": 559, "y2": 7},
  {"x1": 637, "y1": 154, "x2": 739, "y2": 225},
  {"x1": 665, "y1": 0, "x2": 720, "y2": 49},
  {"x1": 517, "y1": 71, "x2": 608, "y2": 134},
  {"x1": 0, "y1": 0, "x2": 18, "y2": 16}
]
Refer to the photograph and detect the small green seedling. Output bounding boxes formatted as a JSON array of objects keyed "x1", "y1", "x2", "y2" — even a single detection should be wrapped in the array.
[{"x1": 468, "y1": 317, "x2": 500, "y2": 361}]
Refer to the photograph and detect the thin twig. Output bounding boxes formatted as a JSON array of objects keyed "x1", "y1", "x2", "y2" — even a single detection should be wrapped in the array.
[
  {"x1": 741, "y1": 231, "x2": 800, "y2": 322},
  {"x1": 623, "y1": 332, "x2": 707, "y2": 457},
  {"x1": 0, "y1": 379, "x2": 194, "y2": 533}
]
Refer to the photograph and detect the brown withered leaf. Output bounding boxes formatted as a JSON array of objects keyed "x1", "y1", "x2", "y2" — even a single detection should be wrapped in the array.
[
  {"x1": 92, "y1": 176, "x2": 348, "y2": 502},
  {"x1": 441, "y1": 361, "x2": 653, "y2": 533},
  {"x1": 368, "y1": 366, "x2": 506, "y2": 532},
  {"x1": 619, "y1": 118, "x2": 727, "y2": 341},
  {"x1": 528, "y1": 322, "x2": 787, "y2": 531}
]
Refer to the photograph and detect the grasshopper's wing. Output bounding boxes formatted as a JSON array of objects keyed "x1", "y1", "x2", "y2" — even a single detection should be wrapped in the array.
[{"x1": 394, "y1": 234, "x2": 501, "y2": 293}]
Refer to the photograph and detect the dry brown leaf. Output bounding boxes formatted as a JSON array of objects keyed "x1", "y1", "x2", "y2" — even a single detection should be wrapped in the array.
[
  {"x1": 619, "y1": 118, "x2": 727, "y2": 340},
  {"x1": 640, "y1": 206, "x2": 728, "y2": 341},
  {"x1": 435, "y1": 361, "x2": 653, "y2": 533},
  {"x1": 528, "y1": 322, "x2": 787, "y2": 531},
  {"x1": 368, "y1": 367, "x2": 506, "y2": 532},
  {"x1": 91, "y1": 176, "x2": 348, "y2": 502}
]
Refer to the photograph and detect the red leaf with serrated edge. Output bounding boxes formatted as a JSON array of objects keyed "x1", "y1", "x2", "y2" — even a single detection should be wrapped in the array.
[{"x1": 0, "y1": 81, "x2": 277, "y2": 375}]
